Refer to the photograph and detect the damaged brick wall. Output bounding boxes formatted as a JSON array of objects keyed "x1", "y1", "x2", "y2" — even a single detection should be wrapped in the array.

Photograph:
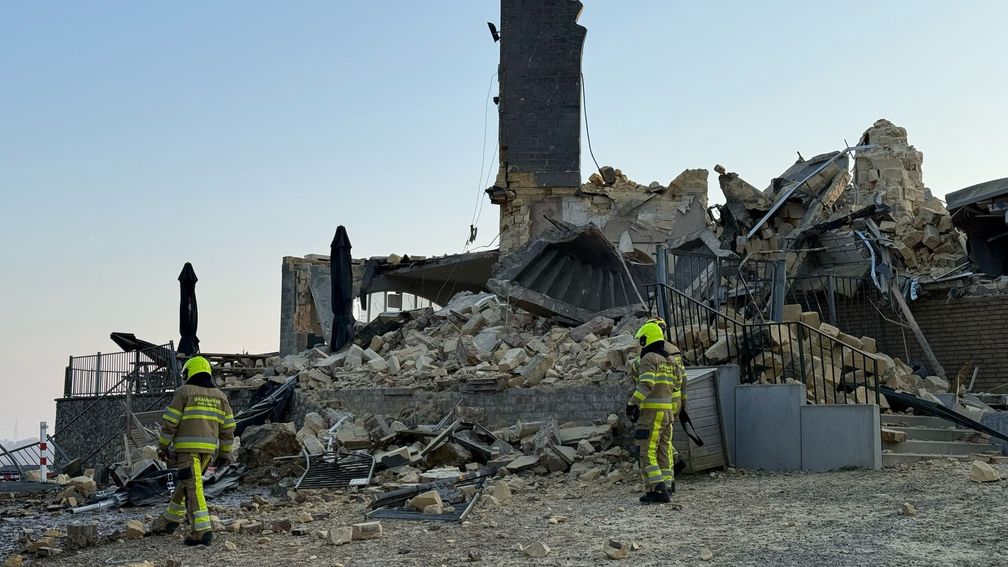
[
  {"x1": 836, "y1": 295, "x2": 1008, "y2": 391},
  {"x1": 54, "y1": 389, "x2": 259, "y2": 470},
  {"x1": 280, "y1": 256, "x2": 328, "y2": 356},
  {"x1": 493, "y1": 0, "x2": 586, "y2": 252},
  {"x1": 497, "y1": 0, "x2": 585, "y2": 189}
]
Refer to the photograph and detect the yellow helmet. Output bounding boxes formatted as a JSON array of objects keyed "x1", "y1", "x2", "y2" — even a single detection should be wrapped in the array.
[
  {"x1": 182, "y1": 355, "x2": 212, "y2": 380},
  {"x1": 635, "y1": 321, "x2": 665, "y2": 348}
]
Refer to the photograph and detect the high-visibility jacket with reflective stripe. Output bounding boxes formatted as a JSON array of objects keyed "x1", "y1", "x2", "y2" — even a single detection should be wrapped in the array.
[
  {"x1": 629, "y1": 348, "x2": 687, "y2": 412},
  {"x1": 159, "y1": 383, "x2": 235, "y2": 455}
]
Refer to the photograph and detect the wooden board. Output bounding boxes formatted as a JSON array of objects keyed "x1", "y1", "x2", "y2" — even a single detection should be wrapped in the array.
[{"x1": 673, "y1": 368, "x2": 728, "y2": 473}]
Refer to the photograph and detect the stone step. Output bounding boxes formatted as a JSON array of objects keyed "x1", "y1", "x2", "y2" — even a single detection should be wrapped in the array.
[
  {"x1": 880, "y1": 414, "x2": 957, "y2": 429},
  {"x1": 882, "y1": 439, "x2": 1000, "y2": 456},
  {"x1": 885, "y1": 426, "x2": 973, "y2": 442},
  {"x1": 882, "y1": 452, "x2": 965, "y2": 466}
]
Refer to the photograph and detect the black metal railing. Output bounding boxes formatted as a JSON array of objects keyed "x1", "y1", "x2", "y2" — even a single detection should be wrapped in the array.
[
  {"x1": 64, "y1": 342, "x2": 181, "y2": 398},
  {"x1": 647, "y1": 282, "x2": 881, "y2": 405}
]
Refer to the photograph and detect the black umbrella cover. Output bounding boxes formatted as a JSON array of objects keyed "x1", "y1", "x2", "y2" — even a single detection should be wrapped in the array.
[
  {"x1": 330, "y1": 226, "x2": 355, "y2": 352},
  {"x1": 178, "y1": 262, "x2": 200, "y2": 355}
]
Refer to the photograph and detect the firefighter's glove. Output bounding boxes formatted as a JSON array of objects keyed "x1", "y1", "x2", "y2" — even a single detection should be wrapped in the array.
[{"x1": 625, "y1": 404, "x2": 640, "y2": 423}]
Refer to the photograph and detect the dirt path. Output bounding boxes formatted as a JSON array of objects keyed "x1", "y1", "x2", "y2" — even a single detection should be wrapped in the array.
[{"x1": 10, "y1": 459, "x2": 1008, "y2": 567}]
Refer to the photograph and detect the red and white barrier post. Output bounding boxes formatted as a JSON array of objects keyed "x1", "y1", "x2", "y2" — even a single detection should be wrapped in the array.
[{"x1": 39, "y1": 421, "x2": 48, "y2": 483}]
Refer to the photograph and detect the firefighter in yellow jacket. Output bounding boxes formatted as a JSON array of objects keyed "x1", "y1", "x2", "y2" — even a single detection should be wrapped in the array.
[
  {"x1": 151, "y1": 356, "x2": 235, "y2": 545},
  {"x1": 626, "y1": 319, "x2": 687, "y2": 504}
]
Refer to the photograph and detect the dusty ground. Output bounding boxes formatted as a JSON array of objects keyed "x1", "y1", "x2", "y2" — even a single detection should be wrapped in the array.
[{"x1": 6, "y1": 459, "x2": 1007, "y2": 567}]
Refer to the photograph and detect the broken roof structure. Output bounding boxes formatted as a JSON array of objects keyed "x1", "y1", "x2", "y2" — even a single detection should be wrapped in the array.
[{"x1": 946, "y1": 177, "x2": 1008, "y2": 276}]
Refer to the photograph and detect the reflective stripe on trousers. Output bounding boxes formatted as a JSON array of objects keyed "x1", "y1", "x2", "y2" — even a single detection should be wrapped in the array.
[
  {"x1": 634, "y1": 409, "x2": 675, "y2": 489},
  {"x1": 160, "y1": 452, "x2": 213, "y2": 535}
]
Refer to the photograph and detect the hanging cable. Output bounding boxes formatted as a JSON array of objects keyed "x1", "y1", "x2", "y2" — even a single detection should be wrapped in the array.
[
  {"x1": 468, "y1": 72, "x2": 498, "y2": 245},
  {"x1": 581, "y1": 71, "x2": 603, "y2": 176}
]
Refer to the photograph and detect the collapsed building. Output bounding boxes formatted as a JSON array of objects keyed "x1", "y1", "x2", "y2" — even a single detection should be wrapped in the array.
[{"x1": 24, "y1": 3, "x2": 1008, "y2": 548}]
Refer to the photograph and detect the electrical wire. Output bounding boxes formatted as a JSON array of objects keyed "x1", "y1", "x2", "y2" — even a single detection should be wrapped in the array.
[
  {"x1": 469, "y1": 72, "x2": 498, "y2": 229},
  {"x1": 581, "y1": 71, "x2": 603, "y2": 176}
]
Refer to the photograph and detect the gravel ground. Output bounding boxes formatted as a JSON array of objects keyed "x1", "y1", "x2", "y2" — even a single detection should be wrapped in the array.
[{"x1": 6, "y1": 459, "x2": 1007, "y2": 567}]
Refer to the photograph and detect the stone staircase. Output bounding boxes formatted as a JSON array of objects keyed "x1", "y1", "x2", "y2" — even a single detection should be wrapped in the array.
[{"x1": 881, "y1": 414, "x2": 1002, "y2": 466}]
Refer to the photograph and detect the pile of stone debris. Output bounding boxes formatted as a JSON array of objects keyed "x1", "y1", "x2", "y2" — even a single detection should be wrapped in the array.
[
  {"x1": 714, "y1": 119, "x2": 969, "y2": 282},
  {"x1": 237, "y1": 404, "x2": 632, "y2": 488},
  {"x1": 229, "y1": 291, "x2": 644, "y2": 395}
]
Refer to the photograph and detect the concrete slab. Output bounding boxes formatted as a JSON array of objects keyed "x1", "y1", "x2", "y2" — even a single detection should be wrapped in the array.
[
  {"x1": 801, "y1": 404, "x2": 881, "y2": 471},
  {"x1": 735, "y1": 384, "x2": 803, "y2": 471}
]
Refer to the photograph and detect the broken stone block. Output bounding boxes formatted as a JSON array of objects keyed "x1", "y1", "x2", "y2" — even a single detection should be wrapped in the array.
[
  {"x1": 327, "y1": 526, "x2": 353, "y2": 546},
  {"x1": 570, "y1": 316, "x2": 614, "y2": 342},
  {"x1": 68, "y1": 476, "x2": 97, "y2": 497},
  {"x1": 818, "y1": 322, "x2": 840, "y2": 338},
  {"x1": 362, "y1": 347, "x2": 381, "y2": 363},
  {"x1": 923, "y1": 375, "x2": 950, "y2": 393},
  {"x1": 519, "y1": 354, "x2": 555, "y2": 385},
  {"x1": 344, "y1": 344, "x2": 365, "y2": 369},
  {"x1": 456, "y1": 335, "x2": 481, "y2": 366},
  {"x1": 703, "y1": 335, "x2": 739, "y2": 363},
  {"x1": 504, "y1": 454, "x2": 540, "y2": 472},
  {"x1": 406, "y1": 490, "x2": 443, "y2": 511},
  {"x1": 299, "y1": 432, "x2": 326, "y2": 456},
  {"x1": 498, "y1": 348, "x2": 528, "y2": 373},
  {"x1": 880, "y1": 428, "x2": 906, "y2": 444},
  {"x1": 781, "y1": 304, "x2": 802, "y2": 322},
  {"x1": 604, "y1": 539, "x2": 628, "y2": 560},
  {"x1": 124, "y1": 519, "x2": 146, "y2": 539},
  {"x1": 335, "y1": 423, "x2": 370, "y2": 449},
  {"x1": 922, "y1": 225, "x2": 942, "y2": 250},
  {"x1": 303, "y1": 412, "x2": 327, "y2": 434},
  {"x1": 969, "y1": 460, "x2": 1001, "y2": 483},
  {"x1": 576, "y1": 439, "x2": 595, "y2": 456},
  {"x1": 351, "y1": 521, "x2": 383, "y2": 540},
  {"x1": 366, "y1": 356, "x2": 388, "y2": 372},
  {"x1": 461, "y1": 313, "x2": 486, "y2": 335},
  {"x1": 488, "y1": 479, "x2": 511, "y2": 503}
]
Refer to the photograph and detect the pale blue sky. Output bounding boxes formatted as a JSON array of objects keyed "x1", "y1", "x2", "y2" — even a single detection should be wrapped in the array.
[{"x1": 1, "y1": 1, "x2": 1006, "y2": 439}]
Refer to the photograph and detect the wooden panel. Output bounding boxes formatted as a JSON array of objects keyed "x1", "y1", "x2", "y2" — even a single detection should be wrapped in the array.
[{"x1": 672, "y1": 370, "x2": 727, "y2": 473}]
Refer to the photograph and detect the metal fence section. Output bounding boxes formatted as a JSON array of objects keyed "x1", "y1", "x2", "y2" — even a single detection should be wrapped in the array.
[
  {"x1": 646, "y1": 282, "x2": 881, "y2": 405},
  {"x1": 64, "y1": 343, "x2": 181, "y2": 398},
  {"x1": 661, "y1": 248, "x2": 785, "y2": 322}
]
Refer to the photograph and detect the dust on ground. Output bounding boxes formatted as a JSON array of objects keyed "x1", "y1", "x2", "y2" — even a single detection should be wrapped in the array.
[{"x1": 9, "y1": 459, "x2": 1008, "y2": 567}]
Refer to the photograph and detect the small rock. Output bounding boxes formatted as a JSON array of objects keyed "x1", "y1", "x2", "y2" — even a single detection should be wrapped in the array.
[
  {"x1": 700, "y1": 547, "x2": 714, "y2": 561},
  {"x1": 900, "y1": 502, "x2": 917, "y2": 516},
  {"x1": 969, "y1": 460, "x2": 1001, "y2": 482},
  {"x1": 297, "y1": 511, "x2": 314, "y2": 523},
  {"x1": 351, "y1": 521, "x2": 383, "y2": 540},
  {"x1": 124, "y1": 519, "x2": 146, "y2": 539},
  {"x1": 2, "y1": 555, "x2": 23, "y2": 567},
  {"x1": 603, "y1": 539, "x2": 627, "y2": 560},
  {"x1": 257, "y1": 537, "x2": 272, "y2": 545},
  {"x1": 327, "y1": 526, "x2": 353, "y2": 546},
  {"x1": 224, "y1": 541, "x2": 238, "y2": 552}
]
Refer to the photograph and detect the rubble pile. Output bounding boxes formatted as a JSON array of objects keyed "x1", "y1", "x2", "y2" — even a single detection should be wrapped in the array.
[
  {"x1": 235, "y1": 397, "x2": 633, "y2": 491},
  {"x1": 586, "y1": 166, "x2": 709, "y2": 208},
  {"x1": 666, "y1": 302, "x2": 949, "y2": 408},
  {"x1": 853, "y1": 120, "x2": 967, "y2": 276},
  {"x1": 230, "y1": 292, "x2": 644, "y2": 396},
  {"x1": 714, "y1": 118, "x2": 968, "y2": 280}
]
